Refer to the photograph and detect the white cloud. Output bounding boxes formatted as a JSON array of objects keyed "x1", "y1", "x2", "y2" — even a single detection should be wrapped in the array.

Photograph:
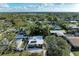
[
  {"x1": 0, "y1": 3, "x2": 9, "y2": 8},
  {"x1": 0, "y1": 3, "x2": 79, "y2": 12},
  {"x1": 70, "y1": 4, "x2": 79, "y2": 12}
]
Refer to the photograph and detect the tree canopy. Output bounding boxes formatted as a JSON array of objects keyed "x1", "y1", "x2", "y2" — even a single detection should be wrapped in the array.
[{"x1": 45, "y1": 35, "x2": 71, "y2": 56}]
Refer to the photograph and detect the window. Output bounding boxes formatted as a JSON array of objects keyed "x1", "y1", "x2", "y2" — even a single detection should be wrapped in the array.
[
  {"x1": 28, "y1": 44, "x2": 43, "y2": 49},
  {"x1": 31, "y1": 41, "x2": 36, "y2": 43},
  {"x1": 28, "y1": 45, "x2": 35, "y2": 48},
  {"x1": 36, "y1": 44, "x2": 42, "y2": 48}
]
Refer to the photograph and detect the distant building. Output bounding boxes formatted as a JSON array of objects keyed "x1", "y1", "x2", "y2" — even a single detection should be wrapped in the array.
[
  {"x1": 69, "y1": 21, "x2": 77, "y2": 23},
  {"x1": 2, "y1": 38, "x2": 9, "y2": 45},
  {"x1": 50, "y1": 30, "x2": 66, "y2": 36},
  {"x1": 54, "y1": 25, "x2": 62, "y2": 30},
  {"x1": 68, "y1": 24, "x2": 79, "y2": 31},
  {"x1": 0, "y1": 38, "x2": 9, "y2": 50},
  {"x1": 50, "y1": 24, "x2": 65, "y2": 36}
]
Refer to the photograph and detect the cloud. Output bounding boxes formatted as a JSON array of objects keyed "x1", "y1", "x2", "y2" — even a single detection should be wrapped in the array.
[
  {"x1": 70, "y1": 4, "x2": 79, "y2": 12},
  {"x1": 0, "y1": 3, "x2": 79, "y2": 12},
  {"x1": 0, "y1": 3, "x2": 9, "y2": 8}
]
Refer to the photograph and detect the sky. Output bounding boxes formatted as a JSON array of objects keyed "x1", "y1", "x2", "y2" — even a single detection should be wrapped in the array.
[{"x1": 0, "y1": 3, "x2": 79, "y2": 12}]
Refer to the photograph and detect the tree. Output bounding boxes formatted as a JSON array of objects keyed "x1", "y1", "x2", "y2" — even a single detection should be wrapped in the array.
[
  {"x1": 29, "y1": 21, "x2": 43, "y2": 36},
  {"x1": 29, "y1": 21, "x2": 50, "y2": 36},
  {"x1": 45, "y1": 35, "x2": 71, "y2": 56},
  {"x1": 3, "y1": 31, "x2": 16, "y2": 41}
]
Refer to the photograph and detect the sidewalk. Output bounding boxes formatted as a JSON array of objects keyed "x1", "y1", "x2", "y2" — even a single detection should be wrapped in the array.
[{"x1": 43, "y1": 50, "x2": 46, "y2": 56}]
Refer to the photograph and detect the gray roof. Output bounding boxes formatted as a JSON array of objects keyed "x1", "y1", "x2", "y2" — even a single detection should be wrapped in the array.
[
  {"x1": 54, "y1": 25, "x2": 62, "y2": 30},
  {"x1": 16, "y1": 35, "x2": 27, "y2": 39}
]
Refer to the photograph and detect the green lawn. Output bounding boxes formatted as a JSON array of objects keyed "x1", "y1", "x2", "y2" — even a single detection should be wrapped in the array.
[{"x1": 72, "y1": 51, "x2": 79, "y2": 56}]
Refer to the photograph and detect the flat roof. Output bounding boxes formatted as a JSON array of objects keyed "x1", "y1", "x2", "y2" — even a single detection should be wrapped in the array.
[
  {"x1": 28, "y1": 36, "x2": 44, "y2": 44},
  {"x1": 50, "y1": 30, "x2": 66, "y2": 33}
]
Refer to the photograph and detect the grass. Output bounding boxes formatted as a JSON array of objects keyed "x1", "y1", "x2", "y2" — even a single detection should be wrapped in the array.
[
  {"x1": 72, "y1": 51, "x2": 79, "y2": 56},
  {"x1": 0, "y1": 50, "x2": 43, "y2": 56}
]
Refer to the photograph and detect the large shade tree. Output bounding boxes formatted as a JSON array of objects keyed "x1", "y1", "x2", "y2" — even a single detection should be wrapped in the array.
[
  {"x1": 45, "y1": 35, "x2": 71, "y2": 56},
  {"x1": 29, "y1": 21, "x2": 50, "y2": 36}
]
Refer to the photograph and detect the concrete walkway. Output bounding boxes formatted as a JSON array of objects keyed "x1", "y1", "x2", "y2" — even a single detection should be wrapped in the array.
[{"x1": 43, "y1": 50, "x2": 46, "y2": 56}]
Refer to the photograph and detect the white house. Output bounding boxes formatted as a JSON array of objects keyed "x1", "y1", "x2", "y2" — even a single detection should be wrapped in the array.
[
  {"x1": 68, "y1": 24, "x2": 79, "y2": 30},
  {"x1": 26, "y1": 36, "x2": 44, "y2": 53},
  {"x1": 50, "y1": 30, "x2": 66, "y2": 36}
]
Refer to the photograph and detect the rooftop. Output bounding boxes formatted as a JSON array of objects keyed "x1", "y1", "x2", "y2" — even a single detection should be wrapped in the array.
[
  {"x1": 50, "y1": 30, "x2": 66, "y2": 36},
  {"x1": 16, "y1": 29, "x2": 27, "y2": 39},
  {"x1": 68, "y1": 24, "x2": 79, "y2": 29},
  {"x1": 54, "y1": 25, "x2": 62, "y2": 30},
  {"x1": 67, "y1": 37, "x2": 79, "y2": 47},
  {"x1": 28, "y1": 36, "x2": 44, "y2": 44},
  {"x1": 16, "y1": 35, "x2": 27, "y2": 39}
]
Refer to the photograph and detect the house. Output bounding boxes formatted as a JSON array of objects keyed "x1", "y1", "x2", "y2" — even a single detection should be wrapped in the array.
[
  {"x1": 50, "y1": 30, "x2": 66, "y2": 36},
  {"x1": 66, "y1": 36, "x2": 79, "y2": 50},
  {"x1": 54, "y1": 25, "x2": 62, "y2": 30},
  {"x1": 68, "y1": 24, "x2": 79, "y2": 31},
  {"x1": 49, "y1": 24, "x2": 66, "y2": 36},
  {"x1": 64, "y1": 32, "x2": 79, "y2": 50},
  {"x1": 69, "y1": 21, "x2": 77, "y2": 23},
  {"x1": 0, "y1": 38, "x2": 9, "y2": 50},
  {"x1": 26, "y1": 36, "x2": 44, "y2": 53},
  {"x1": 15, "y1": 29, "x2": 27, "y2": 51},
  {"x1": 4, "y1": 20, "x2": 12, "y2": 27}
]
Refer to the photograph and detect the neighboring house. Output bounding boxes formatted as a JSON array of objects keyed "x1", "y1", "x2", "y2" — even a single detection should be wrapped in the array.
[
  {"x1": 0, "y1": 29, "x2": 4, "y2": 33},
  {"x1": 26, "y1": 36, "x2": 44, "y2": 53},
  {"x1": 1, "y1": 38, "x2": 9, "y2": 45},
  {"x1": 66, "y1": 36, "x2": 79, "y2": 50},
  {"x1": 68, "y1": 24, "x2": 78, "y2": 28},
  {"x1": 64, "y1": 33, "x2": 79, "y2": 50},
  {"x1": 65, "y1": 18, "x2": 78, "y2": 21},
  {"x1": 4, "y1": 20, "x2": 12, "y2": 27},
  {"x1": 15, "y1": 29, "x2": 27, "y2": 51},
  {"x1": 69, "y1": 21, "x2": 77, "y2": 23},
  {"x1": 54, "y1": 25, "x2": 62, "y2": 30},
  {"x1": 50, "y1": 24, "x2": 66, "y2": 36},
  {"x1": 50, "y1": 30, "x2": 66, "y2": 36},
  {"x1": 0, "y1": 38, "x2": 9, "y2": 50},
  {"x1": 0, "y1": 20, "x2": 5, "y2": 23},
  {"x1": 0, "y1": 17, "x2": 6, "y2": 20},
  {"x1": 68, "y1": 24, "x2": 79, "y2": 31}
]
